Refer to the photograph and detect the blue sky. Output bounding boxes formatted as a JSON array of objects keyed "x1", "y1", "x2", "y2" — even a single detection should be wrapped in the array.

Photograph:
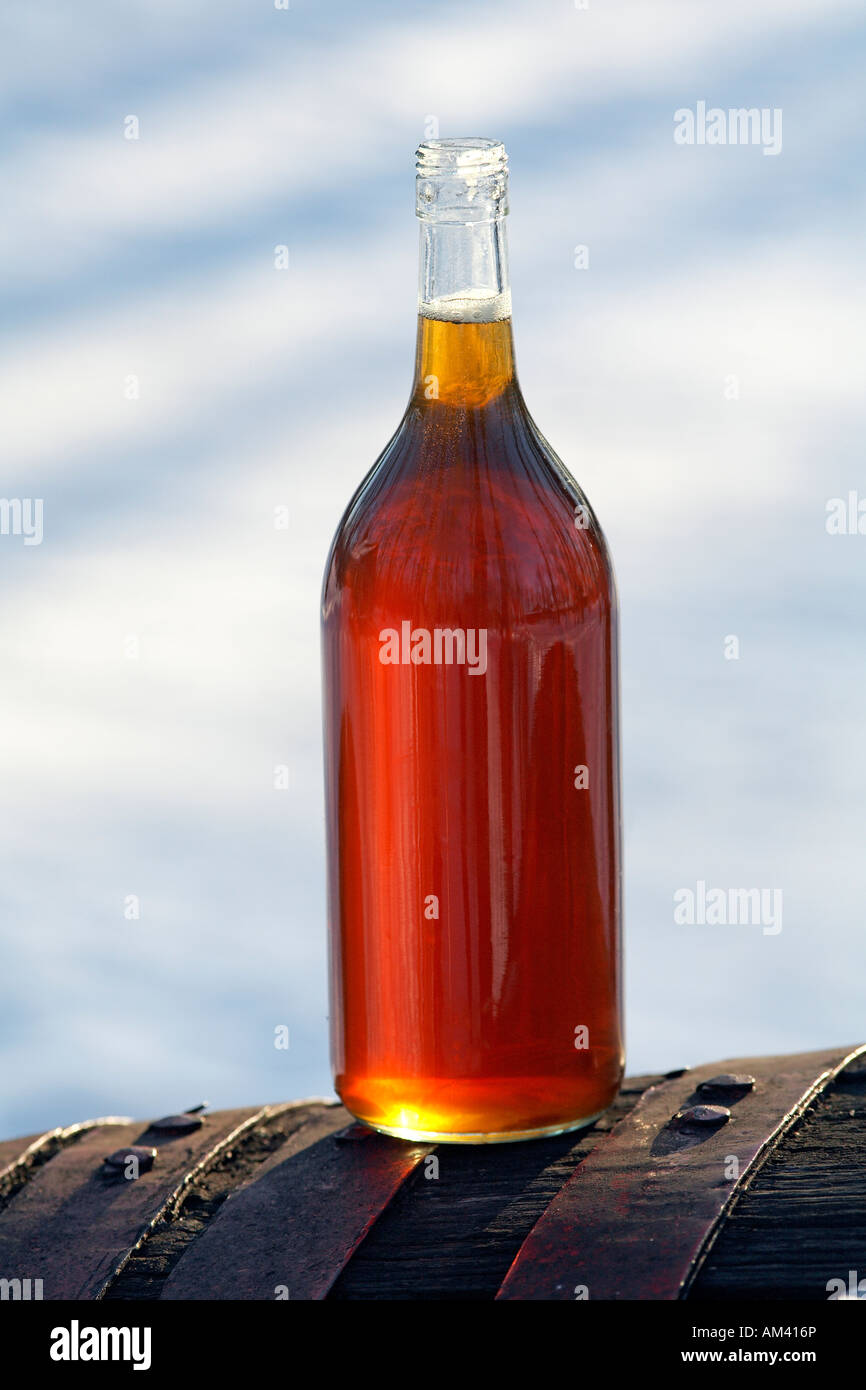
[{"x1": 1, "y1": 0, "x2": 865, "y2": 1138}]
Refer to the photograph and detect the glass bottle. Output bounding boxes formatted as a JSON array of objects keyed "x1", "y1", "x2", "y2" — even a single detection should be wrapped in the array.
[{"x1": 321, "y1": 138, "x2": 623, "y2": 1142}]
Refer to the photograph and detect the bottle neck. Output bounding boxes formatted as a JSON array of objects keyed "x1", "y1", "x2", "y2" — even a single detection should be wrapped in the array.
[
  {"x1": 418, "y1": 217, "x2": 511, "y2": 324},
  {"x1": 412, "y1": 217, "x2": 516, "y2": 409}
]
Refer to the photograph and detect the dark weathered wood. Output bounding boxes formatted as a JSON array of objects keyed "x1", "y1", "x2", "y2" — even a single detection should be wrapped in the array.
[
  {"x1": 0, "y1": 1106, "x2": 273, "y2": 1299},
  {"x1": 3, "y1": 1048, "x2": 864, "y2": 1301},
  {"x1": 329, "y1": 1076, "x2": 661, "y2": 1300},
  {"x1": 0, "y1": 1117, "x2": 133, "y2": 1207},
  {"x1": 104, "y1": 1102, "x2": 342, "y2": 1299},
  {"x1": 691, "y1": 1055, "x2": 866, "y2": 1300},
  {"x1": 0, "y1": 1130, "x2": 57, "y2": 1182},
  {"x1": 497, "y1": 1044, "x2": 865, "y2": 1301},
  {"x1": 161, "y1": 1109, "x2": 432, "y2": 1300}
]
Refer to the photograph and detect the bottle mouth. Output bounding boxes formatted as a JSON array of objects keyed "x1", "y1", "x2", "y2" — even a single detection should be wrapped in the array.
[
  {"x1": 416, "y1": 138, "x2": 507, "y2": 176},
  {"x1": 416, "y1": 138, "x2": 509, "y2": 222}
]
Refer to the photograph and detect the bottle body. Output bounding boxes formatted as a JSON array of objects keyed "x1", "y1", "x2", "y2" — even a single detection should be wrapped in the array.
[
  {"x1": 321, "y1": 139, "x2": 622, "y2": 1142},
  {"x1": 322, "y1": 316, "x2": 622, "y2": 1142}
]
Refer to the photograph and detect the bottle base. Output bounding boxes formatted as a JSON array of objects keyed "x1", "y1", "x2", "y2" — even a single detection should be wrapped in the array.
[
  {"x1": 336, "y1": 1067, "x2": 623, "y2": 1145},
  {"x1": 347, "y1": 1108, "x2": 610, "y2": 1145}
]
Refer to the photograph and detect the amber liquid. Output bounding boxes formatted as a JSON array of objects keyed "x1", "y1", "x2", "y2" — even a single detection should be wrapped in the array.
[{"x1": 322, "y1": 315, "x2": 622, "y2": 1141}]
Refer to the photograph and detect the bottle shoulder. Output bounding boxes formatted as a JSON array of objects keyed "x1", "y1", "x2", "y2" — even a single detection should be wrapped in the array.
[{"x1": 322, "y1": 395, "x2": 615, "y2": 623}]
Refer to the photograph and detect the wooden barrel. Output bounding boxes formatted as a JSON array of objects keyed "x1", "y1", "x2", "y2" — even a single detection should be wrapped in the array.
[{"x1": 1, "y1": 1043, "x2": 863, "y2": 1301}]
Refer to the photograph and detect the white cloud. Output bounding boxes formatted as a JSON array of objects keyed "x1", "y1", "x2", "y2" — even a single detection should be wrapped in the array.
[
  {"x1": 2, "y1": 0, "x2": 865, "y2": 1133},
  {"x1": 2, "y1": 0, "x2": 862, "y2": 286}
]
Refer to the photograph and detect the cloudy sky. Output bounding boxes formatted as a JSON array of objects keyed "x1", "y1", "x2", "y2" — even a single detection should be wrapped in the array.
[{"x1": 1, "y1": 0, "x2": 864, "y2": 1138}]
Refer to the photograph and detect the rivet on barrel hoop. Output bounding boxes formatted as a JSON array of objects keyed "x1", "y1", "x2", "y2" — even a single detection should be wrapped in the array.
[
  {"x1": 677, "y1": 1104, "x2": 731, "y2": 1126},
  {"x1": 103, "y1": 1145, "x2": 157, "y2": 1172},
  {"x1": 697, "y1": 1073, "x2": 756, "y2": 1096},
  {"x1": 150, "y1": 1113, "x2": 205, "y2": 1134},
  {"x1": 335, "y1": 1124, "x2": 375, "y2": 1144}
]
